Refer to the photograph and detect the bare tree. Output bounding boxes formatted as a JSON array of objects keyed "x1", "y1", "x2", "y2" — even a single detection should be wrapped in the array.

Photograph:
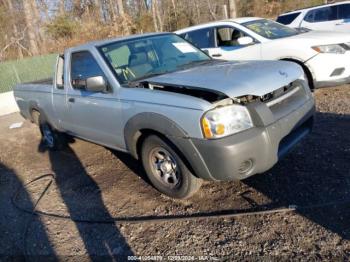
[
  {"x1": 151, "y1": 0, "x2": 159, "y2": 31},
  {"x1": 116, "y1": 0, "x2": 131, "y2": 35},
  {"x1": 228, "y1": 0, "x2": 237, "y2": 18},
  {"x1": 59, "y1": 0, "x2": 65, "y2": 15},
  {"x1": 194, "y1": 0, "x2": 201, "y2": 24},
  {"x1": 171, "y1": 0, "x2": 177, "y2": 20},
  {"x1": 116, "y1": 0, "x2": 125, "y2": 15},
  {"x1": 4, "y1": 0, "x2": 23, "y2": 58},
  {"x1": 222, "y1": 4, "x2": 228, "y2": 19},
  {"x1": 155, "y1": 0, "x2": 163, "y2": 31},
  {"x1": 22, "y1": 0, "x2": 39, "y2": 55},
  {"x1": 207, "y1": 0, "x2": 217, "y2": 20},
  {"x1": 108, "y1": 0, "x2": 117, "y2": 21}
]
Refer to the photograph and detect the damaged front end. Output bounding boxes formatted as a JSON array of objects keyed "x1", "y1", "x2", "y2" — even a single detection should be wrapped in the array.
[
  {"x1": 129, "y1": 79, "x2": 304, "y2": 109},
  {"x1": 128, "y1": 80, "x2": 229, "y2": 103}
]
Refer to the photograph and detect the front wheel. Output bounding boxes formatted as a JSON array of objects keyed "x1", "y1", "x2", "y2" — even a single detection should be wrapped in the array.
[{"x1": 141, "y1": 135, "x2": 202, "y2": 199}]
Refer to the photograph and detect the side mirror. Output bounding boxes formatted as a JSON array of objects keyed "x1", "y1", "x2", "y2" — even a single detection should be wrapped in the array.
[
  {"x1": 86, "y1": 76, "x2": 107, "y2": 93},
  {"x1": 237, "y1": 36, "x2": 254, "y2": 46}
]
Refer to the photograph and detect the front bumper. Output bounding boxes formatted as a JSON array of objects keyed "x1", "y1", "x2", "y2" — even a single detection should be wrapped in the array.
[
  {"x1": 314, "y1": 76, "x2": 350, "y2": 89},
  {"x1": 173, "y1": 97, "x2": 315, "y2": 181},
  {"x1": 306, "y1": 52, "x2": 350, "y2": 88}
]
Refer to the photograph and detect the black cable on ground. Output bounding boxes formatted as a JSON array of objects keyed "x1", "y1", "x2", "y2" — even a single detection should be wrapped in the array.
[
  {"x1": 12, "y1": 173, "x2": 350, "y2": 224},
  {"x1": 11, "y1": 173, "x2": 350, "y2": 258}
]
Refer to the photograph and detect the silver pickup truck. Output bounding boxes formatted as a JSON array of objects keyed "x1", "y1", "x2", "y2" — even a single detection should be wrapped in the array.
[{"x1": 14, "y1": 33, "x2": 315, "y2": 198}]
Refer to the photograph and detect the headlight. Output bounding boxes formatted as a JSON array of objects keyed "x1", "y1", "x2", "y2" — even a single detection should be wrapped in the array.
[
  {"x1": 201, "y1": 105, "x2": 253, "y2": 139},
  {"x1": 312, "y1": 44, "x2": 346, "y2": 54}
]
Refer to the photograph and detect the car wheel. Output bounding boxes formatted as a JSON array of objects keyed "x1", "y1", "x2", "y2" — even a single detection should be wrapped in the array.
[
  {"x1": 141, "y1": 135, "x2": 202, "y2": 199},
  {"x1": 39, "y1": 114, "x2": 66, "y2": 151}
]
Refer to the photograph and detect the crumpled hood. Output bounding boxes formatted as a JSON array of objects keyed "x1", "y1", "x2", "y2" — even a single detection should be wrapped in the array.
[{"x1": 146, "y1": 60, "x2": 303, "y2": 98}]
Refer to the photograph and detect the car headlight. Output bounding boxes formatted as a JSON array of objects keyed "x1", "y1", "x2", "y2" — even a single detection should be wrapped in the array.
[
  {"x1": 201, "y1": 105, "x2": 253, "y2": 139},
  {"x1": 312, "y1": 44, "x2": 346, "y2": 54}
]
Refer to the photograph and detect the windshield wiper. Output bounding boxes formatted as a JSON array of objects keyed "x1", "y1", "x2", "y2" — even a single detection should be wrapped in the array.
[
  {"x1": 176, "y1": 59, "x2": 214, "y2": 70},
  {"x1": 127, "y1": 72, "x2": 168, "y2": 87}
]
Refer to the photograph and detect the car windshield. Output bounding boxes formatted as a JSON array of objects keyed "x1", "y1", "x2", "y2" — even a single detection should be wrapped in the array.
[
  {"x1": 99, "y1": 34, "x2": 211, "y2": 85},
  {"x1": 242, "y1": 19, "x2": 300, "y2": 40}
]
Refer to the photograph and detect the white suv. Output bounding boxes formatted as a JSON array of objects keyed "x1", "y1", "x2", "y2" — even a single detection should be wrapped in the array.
[
  {"x1": 176, "y1": 18, "x2": 350, "y2": 89},
  {"x1": 277, "y1": 1, "x2": 350, "y2": 33}
]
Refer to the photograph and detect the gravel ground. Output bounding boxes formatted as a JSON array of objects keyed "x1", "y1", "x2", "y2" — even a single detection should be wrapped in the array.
[{"x1": 0, "y1": 85, "x2": 349, "y2": 260}]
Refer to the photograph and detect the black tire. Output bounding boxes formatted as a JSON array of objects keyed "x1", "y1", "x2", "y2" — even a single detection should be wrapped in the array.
[
  {"x1": 38, "y1": 114, "x2": 66, "y2": 151},
  {"x1": 141, "y1": 135, "x2": 202, "y2": 199}
]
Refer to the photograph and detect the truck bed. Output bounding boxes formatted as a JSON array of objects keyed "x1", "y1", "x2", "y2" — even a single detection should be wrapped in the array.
[{"x1": 14, "y1": 78, "x2": 54, "y2": 120}]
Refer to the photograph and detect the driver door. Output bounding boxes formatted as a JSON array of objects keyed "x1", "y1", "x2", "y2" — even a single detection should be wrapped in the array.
[{"x1": 64, "y1": 51, "x2": 124, "y2": 148}]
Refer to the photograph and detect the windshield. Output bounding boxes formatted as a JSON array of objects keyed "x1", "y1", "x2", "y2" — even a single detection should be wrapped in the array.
[
  {"x1": 99, "y1": 34, "x2": 210, "y2": 85},
  {"x1": 242, "y1": 19, "x2": 300, "y2": 40}
]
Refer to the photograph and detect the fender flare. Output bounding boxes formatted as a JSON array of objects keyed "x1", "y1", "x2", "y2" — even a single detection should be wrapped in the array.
[
  {"x1": 124, "y1": 112, "x2": 189, "y2": 159},
  {"x1": 28, "y1": 101, "x2": 41, "y2": 122},
  {"x1": 124, "y1": 112, "x2": 216, "y2": 181},
  {"x1": 28, "y1": 102, "x2": 53, "y2": 127}
]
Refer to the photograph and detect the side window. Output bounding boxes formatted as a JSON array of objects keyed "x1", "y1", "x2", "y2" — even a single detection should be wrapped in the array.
[
  {"x1": 276, "y1": 12, "x2": 301, "y2": 25},
  {"x1": 338, "y1": 4, "x2": 350, "y2": 19},
  {"x1": 55, "y1": 55, "x2": 64, "y2": 89},
  {"x1": 216, "y1": 27, "x2": 249, "y2": 47},
  {"x1": 70, "y1": 51, "x2": 107, "y2": 90},
  {"x1": 182, "y1": 28, "x2": 215, "y2": 49},
  {"x1": 304, "y1": 6, "x2": 337, "y2": 23}
]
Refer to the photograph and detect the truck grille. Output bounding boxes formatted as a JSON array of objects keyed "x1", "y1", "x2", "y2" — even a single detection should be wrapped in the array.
[
  {"x1": 260, "y1": 81, "x2": 297, "y2": 105},
  {"x1": 263, "y1": 80, "x2": 308, "y2": 121}
]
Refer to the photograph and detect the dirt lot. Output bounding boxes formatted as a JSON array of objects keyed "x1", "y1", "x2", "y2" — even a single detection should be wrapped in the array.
[{"x1": 0, "y1": 85, "x2": 349, "y2": 260}]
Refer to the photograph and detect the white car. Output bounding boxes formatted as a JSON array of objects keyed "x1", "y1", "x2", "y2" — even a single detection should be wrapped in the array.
[
  {"x1": 277, "y1": 1, "x2": 350, "y2": 33},
  {"x1": 175, "y1": 17, "x2": 350, "y2": 89}
]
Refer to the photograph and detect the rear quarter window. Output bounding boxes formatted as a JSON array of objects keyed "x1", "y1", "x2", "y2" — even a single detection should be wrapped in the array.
[
  {"x1": 338, "y1": 4, "x2": 350, "y2": 19},
  {"x1": 277, "y1": 12, "x2": 301, "y2": 25},
  {"x1": 304, "y1": 6, "x2": 338, "y2": 23}
]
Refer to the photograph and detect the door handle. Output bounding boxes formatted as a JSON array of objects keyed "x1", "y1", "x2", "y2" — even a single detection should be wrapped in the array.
[
  {"x1": 212, "y1": 53, "x2": 222, "y2": 57},
  {"x1": 68, "y1": 97, "x2": 75, "y2": 103}
]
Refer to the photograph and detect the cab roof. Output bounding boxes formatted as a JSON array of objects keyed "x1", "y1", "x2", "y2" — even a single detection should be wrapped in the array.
[{"x1": 68, "y1": 32, "x2": 171, "y2": 51}]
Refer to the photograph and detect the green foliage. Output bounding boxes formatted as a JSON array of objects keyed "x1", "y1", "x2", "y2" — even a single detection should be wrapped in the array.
[
  {"x1": 0, "y1": 54, "x2": 57, "y2": 93},
  {"x1": 46, "y1": 16, "x2": 78, "y2": 39}
]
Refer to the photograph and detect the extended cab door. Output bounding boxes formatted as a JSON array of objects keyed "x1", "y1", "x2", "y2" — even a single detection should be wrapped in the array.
[{"x1": 64, "y1": 50, "x2": 124, "y2": 149}]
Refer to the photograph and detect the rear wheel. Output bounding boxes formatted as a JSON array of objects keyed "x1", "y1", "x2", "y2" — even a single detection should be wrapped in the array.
[
  {"x1": 141, "y1": 135, "x2": 202, "y2": 199},
  {"x1": 38, "y1": 114, "x2": 66, "y2": 151}
]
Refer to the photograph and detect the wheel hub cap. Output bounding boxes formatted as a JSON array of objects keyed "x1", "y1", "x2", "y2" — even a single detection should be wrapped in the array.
[{"x1": 150, "y1": 148, "x2": 179, "y2": 188}]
